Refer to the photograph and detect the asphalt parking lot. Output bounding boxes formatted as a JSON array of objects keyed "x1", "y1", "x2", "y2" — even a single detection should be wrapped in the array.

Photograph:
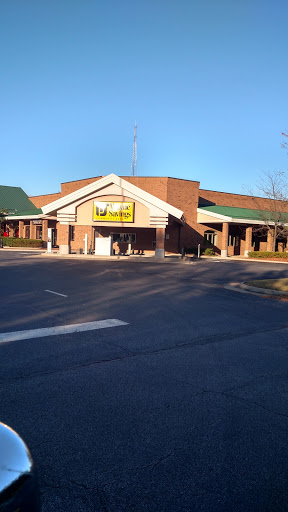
[{"x1": 1, "y1": 251, "x2": 288, "y2": 512}]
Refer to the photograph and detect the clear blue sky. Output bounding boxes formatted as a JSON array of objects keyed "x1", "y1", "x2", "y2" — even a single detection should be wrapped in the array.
[{"x1": 1, "y1": 0, "x2": 288, "y2": 197}]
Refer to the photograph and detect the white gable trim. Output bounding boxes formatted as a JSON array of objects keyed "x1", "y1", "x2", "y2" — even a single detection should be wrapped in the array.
[
  {"x1": 197, "y1": 208, "x2": 232, "y2": 222},
  {"x1": 42, "y1": 174, "x2": 183, "y2": 221}
]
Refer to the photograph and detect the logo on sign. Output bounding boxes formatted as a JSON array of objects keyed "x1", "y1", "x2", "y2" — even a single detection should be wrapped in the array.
[{"x1": 93, "y1": 202, "x2": 134, "y2": 223}]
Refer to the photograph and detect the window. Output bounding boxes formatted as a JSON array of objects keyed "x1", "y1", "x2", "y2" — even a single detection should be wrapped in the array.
[
  {"x1": 36, "y1": 226, "x2": 42, "y2": 239},
  {"x1": 111, "y1": 233, "x2": 136, "y2": 243},
  {"x1": 69, "y1": 225, "x2": 75, "y2": 241},
  {"x1": 25, "y1": 225, "x2": 30, "y2": 239},
  {"x1": 228, "y1": 235, "x2": 240, "y2": 247},
  {"x1": 204, "y1": 230, "x2": 217, "y2": 245}
]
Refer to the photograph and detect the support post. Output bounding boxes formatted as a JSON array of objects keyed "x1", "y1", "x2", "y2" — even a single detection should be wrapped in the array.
[
  {"x1": 244, "y1": 226, "x2": 253, "y2": 257},
  {"x1": 155, "y1": 227, "x2": 165, "y2": 258},
  {"x1": 83, "y1": 234, "x2": 88, "y2": 255},
  {"x1": 19, "y1": 221, "x2": 24, "y2": 238},
  {"x1": 42, "y1": 220, "x2": 48, "y2": 249},
  {"x1": 47, "y1": 228, "x2": 52, "y2": 253},
  {"x1": 58, "y1": 224, "x2": 70, "y2": 254},
  {"x1": 221, "y1": 222, "x2": 229, "y2": 258},
  {"x1": 30, "y1": 221, "x2": 36, "y2": 240}
]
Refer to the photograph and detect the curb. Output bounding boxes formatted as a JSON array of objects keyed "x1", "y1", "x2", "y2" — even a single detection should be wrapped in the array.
[
  {"x1": 231, "y1": 258, "x2": 288, "y2": 264},
  {"x1": 39, "y1": 253, "x2": 188, "y2": 263},
  {"x1": 226, "y1": 282, "x2": 288, "y2": 297},
  {"x1": 240, "y1": 283, "x2": 288, "y2": 296}
]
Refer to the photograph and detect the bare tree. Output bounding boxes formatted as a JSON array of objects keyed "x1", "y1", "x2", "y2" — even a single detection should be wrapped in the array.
[
  {"x1": 281, "y1": 132, "x2": 288, "y2": 151},
  {"x1": 252, "y1": 170, "x2": 288, "y2": 252}
]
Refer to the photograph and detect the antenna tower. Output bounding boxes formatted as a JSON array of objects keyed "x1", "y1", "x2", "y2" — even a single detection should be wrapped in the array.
[{"x1": 131, "y1": 121, "x2": 137, "y2": 176}]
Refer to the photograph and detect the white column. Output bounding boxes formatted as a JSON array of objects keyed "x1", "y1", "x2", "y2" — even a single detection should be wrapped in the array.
[{"x1": 83, "y1": 234, "x2": 88, "y2": 255}]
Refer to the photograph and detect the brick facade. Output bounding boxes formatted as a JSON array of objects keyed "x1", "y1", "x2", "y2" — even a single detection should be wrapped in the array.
[
  {"x1": 199, "y1": 188, "x2": 284, "y2": 211},
  {"x1": 29, "y1": 192, "x2": 62, "y2": 208},
  {"x1": 27, "y1": 174, "x2": 288, "y2": 256}
]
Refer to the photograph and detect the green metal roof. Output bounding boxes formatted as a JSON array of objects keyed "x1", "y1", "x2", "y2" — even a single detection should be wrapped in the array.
[
  {"x1": 8, "y1": 208, "x2": 43, "y2": 217},
  {"x1": 0, "y1": 185, "x2": 42, "y2": 215},
  {"x1": 198, "y1": 205, "x2": 288, "y2": 222}
]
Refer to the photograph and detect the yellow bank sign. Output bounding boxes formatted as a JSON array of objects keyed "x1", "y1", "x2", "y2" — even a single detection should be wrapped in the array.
[{"x1": 93, "y1": 202, "x2": 134, "y2": 223}]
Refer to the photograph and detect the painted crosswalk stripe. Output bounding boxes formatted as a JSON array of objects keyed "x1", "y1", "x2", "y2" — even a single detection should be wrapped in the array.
[
  {"x1": 0, "y1": 319, "x2": 129, "y2": 344},
  {"x1": 45, "y1": 289, "x2": 68, "y2": 297}
]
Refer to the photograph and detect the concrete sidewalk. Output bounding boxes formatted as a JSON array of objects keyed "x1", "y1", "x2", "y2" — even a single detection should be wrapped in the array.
[
  {"x1": 2, "y1": 246, "x2": 288, "y2": 264},
  {"x1": 40, "y1": 251, "x2": 187, "y2": 263}
]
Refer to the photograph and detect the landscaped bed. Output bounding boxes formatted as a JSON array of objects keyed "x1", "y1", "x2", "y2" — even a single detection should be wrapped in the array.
[
  {"x1": 248, "y1": 251, "x2": 288, "y2": 259},
  {"x1": 244, "y1": 279, "x2": 288, "y2": 292},
  {"x1": 0, "y1": 237, "x2": 43, "y2": 248}
]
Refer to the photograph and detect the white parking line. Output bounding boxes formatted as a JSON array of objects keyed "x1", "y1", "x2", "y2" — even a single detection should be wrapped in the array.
[
  {"x1": 45, "y1": 289, "x2": 68, "y2": 297},
  {"x1": 0, "y1": 319, "x2": 129, "y2": 345}
]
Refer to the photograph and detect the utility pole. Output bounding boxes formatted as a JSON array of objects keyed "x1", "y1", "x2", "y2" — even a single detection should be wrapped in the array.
[{"x1": 131, "y1": 121, "x2": 137, "y2": 176}]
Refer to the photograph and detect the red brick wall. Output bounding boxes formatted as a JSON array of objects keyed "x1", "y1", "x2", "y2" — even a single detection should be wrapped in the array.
[
  {"x1": 30, "y1": 177, "x2": 103, "y2": 207},
  {"x1": 27, "y1": 176, "x2": 223, "y2": 252},
  {"x1": 68, "y1": 225, "x2": 157, "y2": 254},
  {"x1": 166, "y1": 178, "x2": 200, "y2": 251},
  {"x1": 29, "y1": 192, "x2": 62, "y2": 208},
  {"x1": 61, "y1": 176, "x2": 169, "y2": 201},
  {"x1": 69, "y1": 225, "x2": 93, "y2": 252},
  {"x1": 42, "y1": 220, "x2": 48, "y2": 246},
  {"x1": 123, "y1": 177, "x2": 169, "y2": 202},
  {"x1": 29, "y1": 176, "x2": 288, "y2": 254},
  {"x1": 199, "y1": 188, "x2": 284, "y2": 211},
  {"x1": 30, "y1": 175, "x2": 190, "y2": 214},
  {"x1": 31, "y1": 177, "x2": 285, "y2": 214},
  {"x1": 57, "y1": 223, "x2": 69, "y2": 246},
  {"x1": 166, "y1": 178, "x2": 199, "y2": 215},
  {"x1": 61, "y1": 176, "x2": 103, "y2": 195},
  {"x1": 31, "y1": 176, "x2": 169, "y2": 206}
]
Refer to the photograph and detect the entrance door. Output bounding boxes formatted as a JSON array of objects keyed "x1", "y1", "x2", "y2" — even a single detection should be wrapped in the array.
[{"x1": 111, "y1": 233, "x2": 136, "y2": 255}]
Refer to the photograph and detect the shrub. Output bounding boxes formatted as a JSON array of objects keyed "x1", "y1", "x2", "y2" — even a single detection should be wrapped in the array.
[
  {"x1": 248, "y1": 251, "x2": 288, "y2": 259},
  {"x1": 0, "y1": 237, "x2": 43, "y2": 248},
  {"x1": 202, "y1": 247, "x2": 215, "y2": 256},
  {"x1": 184, "y1": 247, "x2": 217, "y2": 256}
]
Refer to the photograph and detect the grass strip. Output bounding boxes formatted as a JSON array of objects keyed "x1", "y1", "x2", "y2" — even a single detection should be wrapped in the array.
[{"x1": 245, "y1": 279, "x2": 288, "y2": 292}]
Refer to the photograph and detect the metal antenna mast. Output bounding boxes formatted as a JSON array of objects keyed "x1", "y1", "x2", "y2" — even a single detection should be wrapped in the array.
[{"x1": 131, "y1": 121, "x2": 137, "y2": 176}]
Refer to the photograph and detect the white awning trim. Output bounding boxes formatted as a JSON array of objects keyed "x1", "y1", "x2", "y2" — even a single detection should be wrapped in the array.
[
  {"x1": 5, "y1": 214, "x2": 44, "y2": 220},
  {"x1": 197, "y1": 208, "x2": 288, "y2": 226}
]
